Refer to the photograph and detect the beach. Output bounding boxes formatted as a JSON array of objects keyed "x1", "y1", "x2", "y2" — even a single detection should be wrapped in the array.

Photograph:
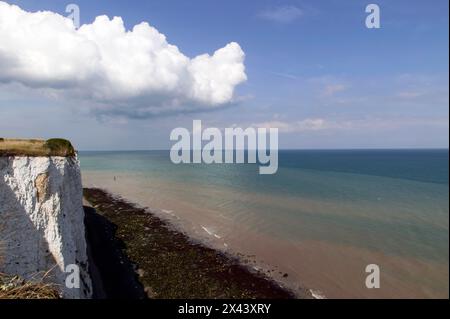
[{"x1": 83, "y1": 188, "x2": 302, "y2": 298}]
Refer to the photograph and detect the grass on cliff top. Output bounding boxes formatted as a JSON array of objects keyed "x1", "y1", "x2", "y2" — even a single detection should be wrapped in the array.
[{"x1": 0, "y1": 138, "x2": 76, "y2": 157}]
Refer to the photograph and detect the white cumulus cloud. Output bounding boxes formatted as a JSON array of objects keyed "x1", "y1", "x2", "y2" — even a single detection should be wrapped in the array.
[{"x1": 0, "y1": 1, "x2": 247, "y2": 117}]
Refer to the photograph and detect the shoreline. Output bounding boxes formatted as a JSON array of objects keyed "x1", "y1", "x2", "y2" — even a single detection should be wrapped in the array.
[{"x1": 83, "y1": 187, "x2": 311, "y2": 299}]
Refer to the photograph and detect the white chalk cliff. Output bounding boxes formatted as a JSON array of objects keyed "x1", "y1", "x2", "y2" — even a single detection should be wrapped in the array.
[{"x1": 0, "y1": 156, "x2": 92, "y2": 298}]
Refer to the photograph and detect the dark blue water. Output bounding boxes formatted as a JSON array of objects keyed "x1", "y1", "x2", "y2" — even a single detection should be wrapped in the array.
[{"x1": 279, "y1": 149, "x2": 448, "y2": 185}]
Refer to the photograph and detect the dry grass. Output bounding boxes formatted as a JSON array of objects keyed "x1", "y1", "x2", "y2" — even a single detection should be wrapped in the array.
[
  {"x1": 0, "y1": 273, "x2": 60, "y2": 299},
  {"x1": 0, "y1": 138, "x2": 75, "y2": 157},
  {"x1": 0, "y1": 222, "x2": 60, "y2": 299}
]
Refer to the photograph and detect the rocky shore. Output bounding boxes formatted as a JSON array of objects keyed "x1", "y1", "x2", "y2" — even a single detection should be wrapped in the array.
[{"x1": 83, "y1": 188, "x2": 307, "y2": 299}]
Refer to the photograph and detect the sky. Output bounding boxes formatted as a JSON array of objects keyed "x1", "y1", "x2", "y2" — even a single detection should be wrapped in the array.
[{"x1": 0, "y1": 0, "x2": 448, "y2": 150}]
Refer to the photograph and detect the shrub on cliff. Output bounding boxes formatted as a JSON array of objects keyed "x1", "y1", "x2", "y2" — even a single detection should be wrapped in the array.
[{"x1": 44, "y1": 138, "x2": 76, "y2": 157}]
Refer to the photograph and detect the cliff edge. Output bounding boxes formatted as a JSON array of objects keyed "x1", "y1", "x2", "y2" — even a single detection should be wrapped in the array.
[{"x1": 0, "y1": 139, "x2": 92, "y2": 298}]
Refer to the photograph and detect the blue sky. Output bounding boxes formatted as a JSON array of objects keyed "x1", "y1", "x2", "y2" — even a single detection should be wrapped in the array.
[{"x1": 0, "y1": 0, "x2": 448, "y2": 149}]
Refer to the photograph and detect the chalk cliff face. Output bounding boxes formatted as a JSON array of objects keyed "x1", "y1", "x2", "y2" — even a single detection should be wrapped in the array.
[{"x1": 0, "y1": 156, "x2": 92, "y2": 298}]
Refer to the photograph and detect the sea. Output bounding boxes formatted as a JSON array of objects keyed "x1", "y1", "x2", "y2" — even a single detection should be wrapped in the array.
[{"x1": 80, "y1": 149, "x2": 449, "y2": 298}]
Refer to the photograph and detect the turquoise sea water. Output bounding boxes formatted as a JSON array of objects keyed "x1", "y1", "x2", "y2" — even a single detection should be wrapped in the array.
[{"x1": 80, "y1": 150, "x2": 449, "y2": 298}]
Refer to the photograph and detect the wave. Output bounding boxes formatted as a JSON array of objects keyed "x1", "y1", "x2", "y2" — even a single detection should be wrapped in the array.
[
  {"x1": 201, "y1": 225, "x2": 222, "y2": 239},
  {"x1": 310, "y1": 289, "x2": 326, "y2": 299}
]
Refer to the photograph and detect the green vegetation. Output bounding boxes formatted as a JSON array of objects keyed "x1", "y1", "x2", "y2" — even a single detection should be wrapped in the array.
[
  {"x1": 0, "y1": 138, "x2": 76, "y2": 157},
  {"x1": 44, "y1": 138, "x2": 76, "y2": 157}
]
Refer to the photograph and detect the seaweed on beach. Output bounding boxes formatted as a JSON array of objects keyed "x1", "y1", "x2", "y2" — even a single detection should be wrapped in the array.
[{"x1": 83, "y1": 188, "x2": 302, "y2": 299}]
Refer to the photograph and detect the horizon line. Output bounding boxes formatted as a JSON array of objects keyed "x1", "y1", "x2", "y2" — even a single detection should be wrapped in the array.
[{"x1": 77, "y1": 147, "x2": 450, "y2": 152}]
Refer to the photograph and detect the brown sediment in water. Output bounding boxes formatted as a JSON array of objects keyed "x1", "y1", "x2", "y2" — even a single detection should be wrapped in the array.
[{"x1": 83, "y1": 187, "x2": 307, "y2": 299}]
